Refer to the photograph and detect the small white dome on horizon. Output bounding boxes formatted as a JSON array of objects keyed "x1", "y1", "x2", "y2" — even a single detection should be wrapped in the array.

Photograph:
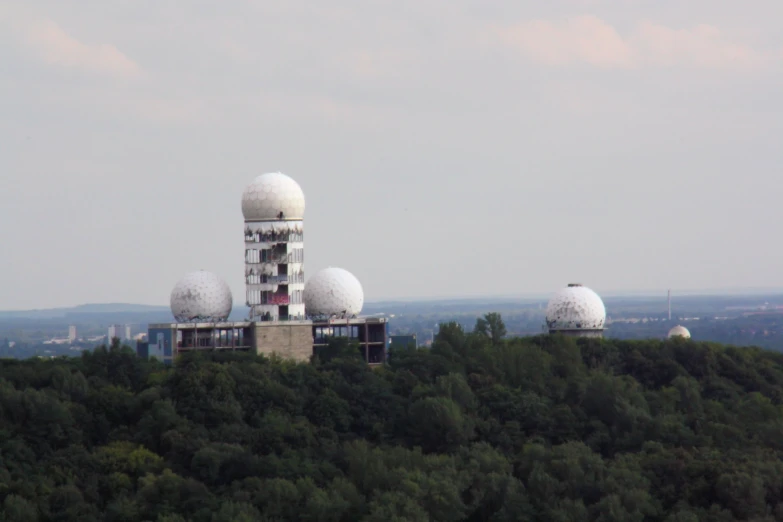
[
  {"x1": 242, "y1": 172, "x2": 305, "y2": 221},
  {"x1": 668, "y1": 325, "x2": 691, "y2": 339},
  {"x1": 170, "y1": 271, "x2": 233, "y2": 323},
  {"x1": 545, "y1": 283, "x2": 606, "y2": 331},
  {"x1": 304, "y1": 267, "x2": 364, "y2": 317}
]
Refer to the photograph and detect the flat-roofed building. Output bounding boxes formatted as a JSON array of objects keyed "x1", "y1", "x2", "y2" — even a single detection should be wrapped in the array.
[
  {"x1": 312, "y1": 317, "x2": 389, "y2": 365},
  {"x1": 142, "y1": 320, "x2": 314, "y2": 364}
]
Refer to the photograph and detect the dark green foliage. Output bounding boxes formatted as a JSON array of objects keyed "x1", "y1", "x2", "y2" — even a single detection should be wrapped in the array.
[
  {"x1": 4, "y1": 333, "x2": 783, "y2": 521},
  {"x1": 475, "y1": 313, "x2": 507, "y2": 345}
]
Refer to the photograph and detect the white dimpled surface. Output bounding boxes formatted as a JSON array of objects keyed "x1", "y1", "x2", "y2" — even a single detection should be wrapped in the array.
[
  {"x1": 668, "y1": 325, "x2": 691, "y2": 339},
  {"x1": 170, "y1": 271, "x2": 233, "y2": 322},
  {"x1": 545, "y1": 285, "x2": 606, "y2": 331},
  {"x1": 304, "y1": 267, "x2": 364, "y2": 317},
  {"x1": 242, "y1": 172, "x2": 306, "y2": 221}
]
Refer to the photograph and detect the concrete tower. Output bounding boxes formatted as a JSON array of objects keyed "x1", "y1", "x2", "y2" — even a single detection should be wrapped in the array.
[{"x1": 242, "y1": 172, "x2": 306, "y2": 322}]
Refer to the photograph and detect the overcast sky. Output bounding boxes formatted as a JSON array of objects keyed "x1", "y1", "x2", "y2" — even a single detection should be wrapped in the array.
[{"x1": 1, "y1": 1, "x2": 782, "y2": 309}]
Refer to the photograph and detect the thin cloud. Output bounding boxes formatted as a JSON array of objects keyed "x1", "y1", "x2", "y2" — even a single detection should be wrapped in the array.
[
  {"x1": 633, "y1": 22, "x2": 766, "y2": 68},
  {"x1": 494, "y1": 15, "x2": 767, "y2": 69},
  {"x1": 495, "y1": 15, "x2": 634, "y2": 69},
  {"x1": 24, "y1": 19, "x2": 141, "y2": 78}
]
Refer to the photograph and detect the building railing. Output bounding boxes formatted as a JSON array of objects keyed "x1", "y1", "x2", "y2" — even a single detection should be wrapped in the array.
[
  {"x1": 179, "y1": 343, "x2": 253, "y2": 350},
  {"x1": 245, "y1": 232, "x2": 304, "y2": 243},
  {"x1": 245, "y1": 249, "x2": 304, "y2": 265},
  {"x1": 274, "y1": 274, "x2": 303, "y2": 284},
  {"x1": 255, "y1": 314, "x2": 307, "y2": 322},
  {"x1": 245, "y1": 273, "x2": 305, "y2": 285}
]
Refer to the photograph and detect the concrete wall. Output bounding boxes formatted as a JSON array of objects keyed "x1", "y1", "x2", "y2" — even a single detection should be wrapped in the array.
[{"x1": 254, "y1": 322, "x2": 313, "y2": 362}]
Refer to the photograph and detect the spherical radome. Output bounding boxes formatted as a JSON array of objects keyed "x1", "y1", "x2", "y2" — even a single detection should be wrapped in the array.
[
  {"x1": 304, "y1": 267, "x2": 364, "y2": 317},
  {"x1": 668, "y1": 325, "x2": 691, "y2": 339},
  {"x1": 545, "y1": 284, "x2": 606, "y2": 331},
  {"x1": 170, "y1": 271, "x2": 233, "y2": 322},
  {"x1": 242, "y1": 172, "x2": 305, "y2": 221}
]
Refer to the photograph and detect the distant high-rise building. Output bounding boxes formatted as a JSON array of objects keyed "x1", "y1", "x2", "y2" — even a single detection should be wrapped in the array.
[
  {"x1": 68, "y1": 326, "x2": 77, "y2": 342},
  {"x1": 108, "y1": 324, "x2": 131, "y2": 341}
]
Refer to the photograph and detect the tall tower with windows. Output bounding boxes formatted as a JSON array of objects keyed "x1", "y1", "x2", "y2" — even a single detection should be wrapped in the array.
[{"x1": 241, "y1": 172, "x2": 305, "y2": 321}]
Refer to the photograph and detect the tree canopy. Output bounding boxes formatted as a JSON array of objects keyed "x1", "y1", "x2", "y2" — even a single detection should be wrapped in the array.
[{"x1": 2, "y1": 322, "x2": 783, "y2": 521}]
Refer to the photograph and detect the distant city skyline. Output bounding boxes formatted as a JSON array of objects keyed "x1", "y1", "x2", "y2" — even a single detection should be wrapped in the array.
[{"x1": 2, "y1": 1, "x2": 783, "y2": 308}]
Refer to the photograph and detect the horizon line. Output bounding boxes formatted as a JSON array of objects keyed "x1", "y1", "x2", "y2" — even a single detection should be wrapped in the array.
[{"x1": 3, "y1": 285, "x2": 783, "y2": 313}]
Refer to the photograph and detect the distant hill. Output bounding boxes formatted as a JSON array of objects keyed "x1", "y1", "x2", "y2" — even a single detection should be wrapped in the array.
[
  {"x1": 0, "y1": 303, "x2": 170, "y2": 319},
  {"x1": 0, "y1": 303, "x2": 251, "y2": 321}
]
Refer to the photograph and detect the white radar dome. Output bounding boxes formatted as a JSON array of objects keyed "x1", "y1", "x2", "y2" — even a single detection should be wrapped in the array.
[
  {"x1": 170, "y1": 270, "x2": 233, "y2": 323},
  {"x1": 668, "y1": 325, "x2": 691, "y2": 339},
  {"x1": 242, "y1": 172, "x2": 305, "y2": 221},
  {"x1": 304, "y1": 267, "x2": 364, "y2": 317},
  {"x1": 546, "y1": 283, "x2": 606, "y2": 331}
]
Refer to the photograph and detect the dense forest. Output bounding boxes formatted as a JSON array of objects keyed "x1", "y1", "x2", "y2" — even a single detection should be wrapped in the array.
[{"x1": 3, "y1": 315, "x2": 783, "y2": 521}]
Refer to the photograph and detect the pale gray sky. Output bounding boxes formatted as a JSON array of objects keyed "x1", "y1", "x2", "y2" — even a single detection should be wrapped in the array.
[{"x1": 1, "y1": 0, "x2": 782, "y2": 309}]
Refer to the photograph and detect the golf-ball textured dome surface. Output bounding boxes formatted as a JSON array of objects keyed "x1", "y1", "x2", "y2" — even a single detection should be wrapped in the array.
[
  {"x1": 668, "y1": 325, "x2": 691, "y2": 339},
  {"x1": 304, "y1": 267, "x2": 364, "y2": 317},
  {"x1": 546, "y1": 284, "x2": 606, "y2": 331},
  {"x1": 170, "y1": 271, "x2": 233, "y2": 322},
  {"x1": 242, "y1": 172, "x2": 305, "y2": 221}
]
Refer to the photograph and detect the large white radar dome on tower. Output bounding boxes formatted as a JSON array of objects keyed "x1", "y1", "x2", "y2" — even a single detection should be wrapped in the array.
[
  {"x1": 668, "y1": 325, "x2": 691, "y2": 339},
  {"x1": 545, "y1": 283, "x2": 606, "y2": 331},
  {"x1": 304, "y1": 267, "x2": 364, "y2": 317},
  {"x1": 242, "y1": 172, "x2": 305, "y2": 221},
  {"x1": 170, "y1": 270, "x2": 233, "y2": 323}
]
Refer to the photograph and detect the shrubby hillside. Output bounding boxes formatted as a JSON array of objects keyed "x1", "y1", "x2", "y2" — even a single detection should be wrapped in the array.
[{"x1": 3, "y1": 316, "x2": 783, "y2": 521}]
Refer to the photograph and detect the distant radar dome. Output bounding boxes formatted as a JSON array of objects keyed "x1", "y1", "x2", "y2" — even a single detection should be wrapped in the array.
[
  {"x1": 668, "y1": 325, "x2": 691, "y2": 339},
  {"x1": 546, "y1": 283, "x2": 606, "y2": 331},
  {"x1": 242, "y1": 172, "x2": 305, "y2": 221},
  {"x1": 170, "y1": 270, "x2": 233, "y2": 323},
  {"x1": 304, "y1": 267, "x2": 364, "y2": 317}
]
